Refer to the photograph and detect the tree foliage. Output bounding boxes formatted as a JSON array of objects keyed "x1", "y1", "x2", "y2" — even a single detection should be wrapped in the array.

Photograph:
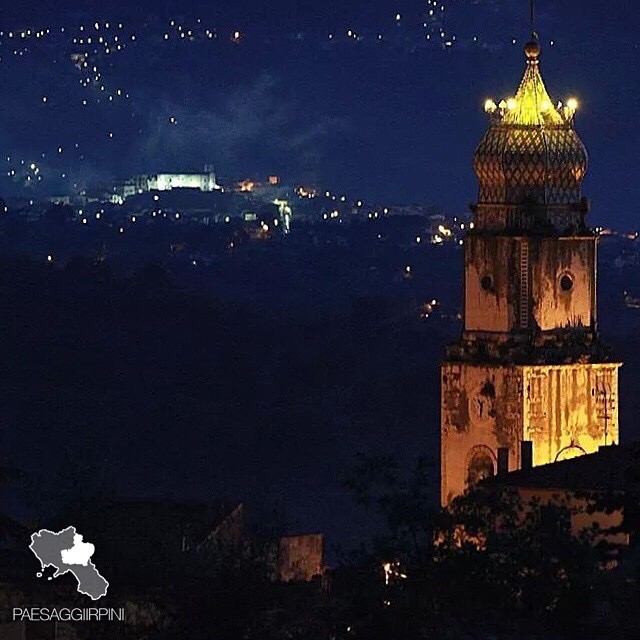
[{"x1": 338, "y1": 455, "x2": 638, "y2": 640}]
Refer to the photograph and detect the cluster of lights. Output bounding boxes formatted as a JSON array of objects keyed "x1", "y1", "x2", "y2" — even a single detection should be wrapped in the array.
[
  {"x1": 382, "y1": 562, "x2": 407, "y2": 586},
  {"x1": 0, "y1": 9, "x2": 568, "y2": 195},
  {"x1": 421, "y1": 298, "x2": 440, "y2": 319},
  {"x1": 0, "y1": 10, "x2": 564, "y2": 75},
  {"x1": 484, "y1": 96, "x2": 579, "y2": 121},
  {"x1": 165, "y1": 19, "x2": 223, "y2": 42},
  {"x1": 296, "y1": 186, "x2": 316, "y2": 198},
  {"x1": 68, "y1": 21, "x2": 134, "y2": 110},
  {"x1": 0, "y1": 20, "x2": 134, "y2": 180},
  {"x1": 3, "y1": 139, "x2": 85, "y2": 185}
]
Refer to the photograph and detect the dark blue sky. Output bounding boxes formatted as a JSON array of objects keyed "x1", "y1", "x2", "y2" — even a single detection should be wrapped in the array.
[{"x1": 1, "y1": 0, "x2": 639, "y2": 226}]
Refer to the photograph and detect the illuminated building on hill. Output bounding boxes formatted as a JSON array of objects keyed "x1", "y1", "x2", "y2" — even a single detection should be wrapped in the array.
[
  {"x1": 109, "y1": 167, "x2": 221, "y2": 203},
  {"x1": 440, "y1": 35, "x2": 621, "y2": 505}
]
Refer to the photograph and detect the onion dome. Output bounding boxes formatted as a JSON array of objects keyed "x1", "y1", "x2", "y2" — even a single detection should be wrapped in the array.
[{"x1": 474, "y1": 37, "x2": 587, "y2": 207}]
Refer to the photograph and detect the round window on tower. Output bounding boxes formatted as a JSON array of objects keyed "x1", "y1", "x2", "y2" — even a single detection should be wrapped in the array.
[
  {"x1": 560, "y1": 273, "x2": 574, "y2": 292},
  {"x1": 480, "y1": 275, "x2": 494, "y2": 292}
]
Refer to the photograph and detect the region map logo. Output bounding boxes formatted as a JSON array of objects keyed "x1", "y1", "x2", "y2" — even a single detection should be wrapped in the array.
[{"x1": 29, "y1": 526, "x2": 109, "y2": 600}]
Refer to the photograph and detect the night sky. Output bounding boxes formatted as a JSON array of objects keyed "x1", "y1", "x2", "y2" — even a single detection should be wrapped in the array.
[
  {"x1": 3, "y1": 0, "x2": 640, "y2": 554},
  {"x1": 0, "y1": 0, "x2": 638, "y2": 226}
]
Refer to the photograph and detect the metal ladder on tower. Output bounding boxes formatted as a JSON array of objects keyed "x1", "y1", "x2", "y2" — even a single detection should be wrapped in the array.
[{"x1": 519, "y1": 240, "x2": 529, "y2": 329}]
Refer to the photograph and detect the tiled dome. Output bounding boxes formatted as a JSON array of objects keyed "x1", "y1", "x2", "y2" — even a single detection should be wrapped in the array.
[{"x1": 474, "y1": 37, "x2": 588, "y2": 207}]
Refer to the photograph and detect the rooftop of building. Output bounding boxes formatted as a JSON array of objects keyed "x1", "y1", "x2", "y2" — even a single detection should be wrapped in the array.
[{"x1": 486, "y1": 442, "x2": 640, "y2": 494}]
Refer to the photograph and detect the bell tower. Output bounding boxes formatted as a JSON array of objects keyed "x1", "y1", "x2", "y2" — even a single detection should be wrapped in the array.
[{"x1": 440, "y1": 36, "x2": 621, "y2": 505}]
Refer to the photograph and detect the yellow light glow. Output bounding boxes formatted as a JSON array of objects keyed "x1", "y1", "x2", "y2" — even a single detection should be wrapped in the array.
[
  {"x1": 484, "y1": 99, "x2": 497, "y2": 114},
  {"x1": 567, "y1": 98, "x2": 579, "y2": 111},
  {"x1": 500, "y1": 61, "x2": 564, "y2": 126}
]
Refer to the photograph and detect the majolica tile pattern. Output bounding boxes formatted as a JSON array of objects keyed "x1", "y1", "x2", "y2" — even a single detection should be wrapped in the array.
[{"x1": 473, "y1": 41, "x2": 588, "y2": 207}]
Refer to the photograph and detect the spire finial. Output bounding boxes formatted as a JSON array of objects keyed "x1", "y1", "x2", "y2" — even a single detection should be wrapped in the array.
[
  {"x1": 530, "y1": 0, "x2": 536, "y2": 33},
  {"x1": 524, "y1": 1, "x2": 540, "y2": 62},
  {"x1": 524, "y1": 32, "x2": 540, "y2": 62}
]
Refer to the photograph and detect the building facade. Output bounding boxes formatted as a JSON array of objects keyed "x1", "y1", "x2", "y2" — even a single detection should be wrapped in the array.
[
  {"x1": 148, "y1": 172, "x2": 220, "y2": 192},
  {"x1": 440, "y1": 37, "x2": 621, "y2": 505},
  {"x1": 109, "y1": 169, "x2": 221, "y2": 203}
]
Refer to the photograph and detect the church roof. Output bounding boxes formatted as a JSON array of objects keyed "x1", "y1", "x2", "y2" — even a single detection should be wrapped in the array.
[
  {"x1": 486, "y1": 443, "x2": 640, "y2": 494},
  {"x1": 474, "y1": 36, "x2": 588, "y2": 208},
  {"x1": 501, "y1": 39, "x2": 564, "y2": 127}
]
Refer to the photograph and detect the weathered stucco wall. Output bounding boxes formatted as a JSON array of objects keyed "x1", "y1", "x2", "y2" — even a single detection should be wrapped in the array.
[
  {"x1": 279, "y1": 534, "x2": 324, "y2": 583},
  {"x1": 441, "y1": 363, "x2": 524, "y2": 505},
  {"x1": 517, "y1": 488, "x2": 628, "y2": 546},
  {"x1": 464, "y1": 236, "x2": 519, "y2": 333},
  {"x1": 530, "y1": 237, "x2": 596, "y2": 331},
  {"x1": 522, "y1": 363, "x2": 620, "y2": 467},
  {"x1": 441, "y1": 362, "x2": 620, "y2": 505}
]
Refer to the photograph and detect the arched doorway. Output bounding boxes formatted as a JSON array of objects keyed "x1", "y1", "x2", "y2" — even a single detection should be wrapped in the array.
[
  {"x1": 466, "y1": 445, "x2": 496, "y2": 488},
  {"x1": 554, "y1": 443, "x2": 587, "y2": 462}
]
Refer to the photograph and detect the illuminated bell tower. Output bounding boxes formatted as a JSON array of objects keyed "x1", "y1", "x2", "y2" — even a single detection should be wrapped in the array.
[{"x1": 440, "y1": 36, "x2": 621, "y2": 505}]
